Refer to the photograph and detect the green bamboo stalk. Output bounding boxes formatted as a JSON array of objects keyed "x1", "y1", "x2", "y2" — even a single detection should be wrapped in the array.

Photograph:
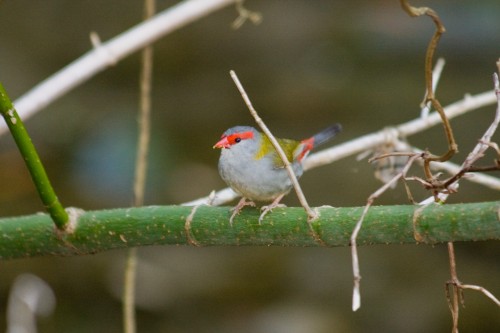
[
  {"x1": 0, "y1": 83, "x2": 68, "y2": 229},
  {"x1": 0, "y1": 201, "x2": 498, "y2": 259}
]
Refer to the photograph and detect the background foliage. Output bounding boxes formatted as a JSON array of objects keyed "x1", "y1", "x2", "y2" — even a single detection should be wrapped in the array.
[{"x1": 1, "y1": 0, "x2": 499, "y2": 332}]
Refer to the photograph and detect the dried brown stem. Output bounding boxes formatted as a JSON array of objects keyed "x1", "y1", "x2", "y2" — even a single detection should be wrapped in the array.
[
  {"x1": 124, "y1": 2, "x2": 156, "y2": 333},
  {"x1": 400, "y1": 0, "x2": 457, "y2": 179},
  {"x1": 446, "y1": 242, "x2": 462, "y2": 333}
]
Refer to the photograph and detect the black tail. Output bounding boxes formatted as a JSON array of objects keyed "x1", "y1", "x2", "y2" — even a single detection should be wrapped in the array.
[{"x1": 312, "y1": 123, "x2": 342, "y2": 147}]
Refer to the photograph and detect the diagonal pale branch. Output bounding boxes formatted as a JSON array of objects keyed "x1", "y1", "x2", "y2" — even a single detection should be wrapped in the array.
[
  {"x1": 0, "y1": 201, "x2": 498, "y2": 260},
  {"x1": 229, "y1": 70, "x2": 317, "y2": 221},
  {"x1": 0, "y1": 0, "x2": 238, "y2": 137},
  {"x1": 185, "y1": 89, "x2": 498, "y2": 207}
]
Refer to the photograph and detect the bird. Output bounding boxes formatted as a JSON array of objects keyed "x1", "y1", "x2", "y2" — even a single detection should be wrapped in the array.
[{"x1": 213, "y1": 124, "x2": 342, "y2": 225}]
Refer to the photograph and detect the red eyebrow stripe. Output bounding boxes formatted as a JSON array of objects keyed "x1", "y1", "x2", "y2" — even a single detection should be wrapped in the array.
[{"x1": 227, "y1": 130, "x2": 254, "y2": 142}]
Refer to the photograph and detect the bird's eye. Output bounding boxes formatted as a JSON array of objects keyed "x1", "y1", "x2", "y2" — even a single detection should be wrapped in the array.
[{"x1": 225, "y1": 131, "x2": 253, "y2": 145}]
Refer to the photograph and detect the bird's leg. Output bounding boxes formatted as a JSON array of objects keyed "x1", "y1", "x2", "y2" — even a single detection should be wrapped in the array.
[
  {"x1": 229, "y1": 197, "x2": 256, "y2": 226},
  {"x1": 259, "y1": 194, "x2": 286, "y2": 224}
]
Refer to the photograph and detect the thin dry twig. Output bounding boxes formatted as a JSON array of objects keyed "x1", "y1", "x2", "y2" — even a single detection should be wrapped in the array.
[
  {"x1": 459, "y1": 284, "x2": 500, "y2": 307},
  {"x1": 445, "y1": 241, "x2": 500, "y2": 332},
  {"x1": 441, "y1": 73, "x2": 500, "y2": 189},
  {"x1": 441, "y1": 72, "x2": 500, "y2": 331},
  {"x1": 421, "y1": 57, "x2": 446, "y2": 117},
  {"x1": 350, "y1": 153, "x2": 423, "y2": 311},
  {"x1": 382, "y1": 3, "x2": 500, "y2": 201},
  {"x1": 416, "y1": 72, "x2": 500, "y2": 202},
  {"x1": 397, "y1": 142, "x2": 500, "y2": 191},
  {"x1": 124, "y1": 2, "x2": 156, "y2": 333},
  {"x1": 229, "y1": 70, "x2": 318, "y2": 222},
  {"x1": 429, "y1": 72, "x2": 500, "y2": 333},
  {"x1": 401, "y1": 0, "x2": 457, "y2": 176},
  {"x1": 446, "y1": 242, "x2": 462, "y2": 333}
]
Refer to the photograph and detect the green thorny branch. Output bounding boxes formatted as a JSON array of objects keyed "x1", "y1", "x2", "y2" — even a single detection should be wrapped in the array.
[
  {"x1": 0, "y1": 202, "x2": 499, "y2": 260},
  {"x1": 0, "y1": 83, "x2": 68, "y2": 230}
]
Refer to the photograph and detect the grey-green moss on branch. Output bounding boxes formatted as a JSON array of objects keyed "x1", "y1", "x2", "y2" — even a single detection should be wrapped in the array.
[{"x1": 0, "y1": 201, "x2": 499, "y2": 259}]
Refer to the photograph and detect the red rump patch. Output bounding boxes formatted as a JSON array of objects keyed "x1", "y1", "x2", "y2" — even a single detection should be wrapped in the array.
[{"x1": 297, "y1": 137, "x2": 315, "y2": 161}]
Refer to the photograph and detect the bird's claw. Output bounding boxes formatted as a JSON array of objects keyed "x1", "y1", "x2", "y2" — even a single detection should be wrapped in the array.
[
  {"x1": 229, "y1": 197, "x2": 256, "y2": 226},
  {"x1": 258, "y1": 203, "x2": 286, "y2": 224}
]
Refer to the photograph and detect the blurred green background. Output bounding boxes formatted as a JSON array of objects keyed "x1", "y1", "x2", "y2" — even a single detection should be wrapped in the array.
[{"x1": 1, "y1": 0, "x2": 499, "y2": 332}]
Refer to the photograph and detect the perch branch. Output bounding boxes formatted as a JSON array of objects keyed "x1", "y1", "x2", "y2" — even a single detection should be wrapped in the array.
[{"x1": 1, "y1": 202, "x2": 499, "y2": 260}]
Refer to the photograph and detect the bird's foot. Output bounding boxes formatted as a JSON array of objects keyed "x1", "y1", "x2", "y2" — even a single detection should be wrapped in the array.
[
  {"x1": 229, "y1": 197, "x2": 256, "y2": 226},
  {"x1": 258, "y1": 194, "x2": 286, "y2": 224}
]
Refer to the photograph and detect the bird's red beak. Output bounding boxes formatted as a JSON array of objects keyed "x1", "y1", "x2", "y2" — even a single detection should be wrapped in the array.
[{"x1": 213, "y1": 136, "x2": 230, "y2": 149}]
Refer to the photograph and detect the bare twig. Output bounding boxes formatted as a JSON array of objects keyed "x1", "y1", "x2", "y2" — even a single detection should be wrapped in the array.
[
  {"x1": 381, "y1": 3, "x2": 499, "y2": 202},
  {"x1": 445, "y1": 74, "x2": 500, "y2": 184},
  {"x1": 417, "y1": 72, "x2": 500, "y2": 200},
  {"x1": 459, "y1": 284, "x2": 500, "y2": 307},
  {"x1": 429, "y1": 72, "x2": 500, "y2": 333},
  {"x1": 367, "y1": 54, "x2": 498, "y2": 201},
  {"x1": 448, "y1": 244, "x2": 500, "y2": 309},
  {"x1": 229, "y1": 70, "x2": 318, "y2": 222},
  {"x1": 401, "y1": 0, "x2": 457, "y2": 181},
  {"x1": 446, "y1": 242, "x2": 461, "y2": 333},
  {"x1": 124, "y1": 1, "x2": 156, "y2": 332},
  {"x1": 399, "y1": 143, "x2": 500, "y2": 191},
  {"x1": 351, "y1": 153, "x2": 423, "y2": 311},
  {"x1": 445, "y1": 241, "x2": 500, "y2": 333},
  {"x1": 123, "y1": 248, "x2": 138, "y2": 333},
  {"x1": 421, "y1": 57, "x2": 446, "y2": 117}
]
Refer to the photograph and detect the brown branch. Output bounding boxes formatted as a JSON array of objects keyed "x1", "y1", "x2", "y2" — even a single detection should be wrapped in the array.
[
  {"x1": 400, "y1": 0, "x2": 457, "y2": 179},
  {"x1": 445, "y1": 242, "x2": 462, "y2": 333}
]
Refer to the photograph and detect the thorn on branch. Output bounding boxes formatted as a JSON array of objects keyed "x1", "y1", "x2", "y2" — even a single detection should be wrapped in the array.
[{"x1": 90, "y1": 31, "x2": 118, "y2": 66}]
